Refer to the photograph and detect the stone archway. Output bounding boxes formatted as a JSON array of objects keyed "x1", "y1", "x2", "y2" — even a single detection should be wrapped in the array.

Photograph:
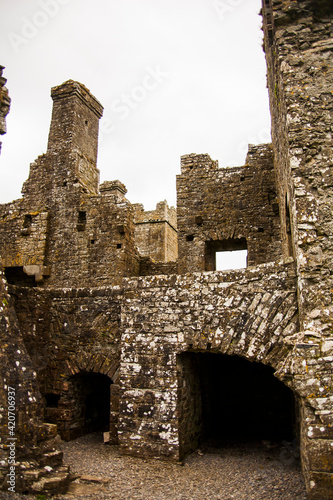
[
  {"x1": 119, "y1": 260, "x2": 300, "y2": 458},
  {"x1": 177, "y1": 351, "x2": 298, "y2": 459},
  {"x1": 43, "y1": 351, "x2": 120, "y2": 441},
  {"x1": 119, "y1": 262, "x2": 333, "y2": 496},
  {"x1": 46, "y1": 371, "x2": 112, "y2": 441}
]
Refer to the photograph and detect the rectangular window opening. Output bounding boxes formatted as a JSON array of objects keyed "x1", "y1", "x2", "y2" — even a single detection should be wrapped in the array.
[
  {"x1": 205, "y1": 238, "x2": 247, "y2": 271},
  {"x1": 23, "y1": 214, "x2": 32, "y2": 228},
  {"x1": 77, "y1": 211, "x2": 87, "y2": 231}
]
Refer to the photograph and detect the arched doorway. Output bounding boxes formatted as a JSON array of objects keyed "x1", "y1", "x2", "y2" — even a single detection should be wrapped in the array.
[
  {"x1": 177, "y1": 352, "x2": 298, "y2": 458},
  {"x1": 80, "y1": 372, "x2": 111, "y2": 434},
  {"x1": 62, "y1": 372, "x2": 112, "y2": 440}
]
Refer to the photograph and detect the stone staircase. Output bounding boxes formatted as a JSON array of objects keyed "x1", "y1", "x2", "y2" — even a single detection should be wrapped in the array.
[{"x1": 15, "y1": 423, "x2": 71, "y2": 494}]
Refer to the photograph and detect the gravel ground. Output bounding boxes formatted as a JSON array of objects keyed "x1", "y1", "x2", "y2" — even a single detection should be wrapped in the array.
[{"x1": 0, "y1": 433, "x2": 308, "y2": 500}]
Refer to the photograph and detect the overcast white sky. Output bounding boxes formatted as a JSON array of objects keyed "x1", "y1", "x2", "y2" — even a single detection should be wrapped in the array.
[{"x1": 0, "y1": 0, "x2": 271, "y2": 211}]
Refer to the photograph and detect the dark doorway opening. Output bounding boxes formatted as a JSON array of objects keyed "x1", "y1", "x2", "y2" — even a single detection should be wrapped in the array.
[
  {"x1": 177, "y1": 352, "x2": 298, "y2": 458},
  {"x1": 45, "y1": 393, "x2": 60, "y2": 408},
  {"x1": 4, "y1": 266, "x2": 36, "y2": 286},
  {"x1": 67, "y1": 372, "x2": 112, "y2": 439}
]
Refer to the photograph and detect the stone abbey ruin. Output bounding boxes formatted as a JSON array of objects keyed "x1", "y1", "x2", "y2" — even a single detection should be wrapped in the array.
[{"x1": 0, "y1": 0, "x2": 333, "y2": 498}]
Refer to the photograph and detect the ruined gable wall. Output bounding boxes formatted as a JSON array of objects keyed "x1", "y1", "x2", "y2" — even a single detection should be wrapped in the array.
[
  {"x1": 177, "y1": 146, "x2": 282, "y2": 274},
  {"x1": 31, "y1": 176, "x2": 140, "y2": 288}
]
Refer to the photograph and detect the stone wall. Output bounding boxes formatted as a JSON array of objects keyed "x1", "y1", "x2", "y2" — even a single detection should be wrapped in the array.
[
  {"x1": 119, "y1": 260, "x2": 299, "y2": 459},
  {"x1": 10, "y1": 285, "x2": 122, "y2": 441},
  {"x1": 139, "y1": 258, "x2": 178, "y2": 276},
  {"x1": 176, "y1": 146, "x2": 282, "y2": 274},
  {"x1": 134, "y1": 201, "x2": 178, "y2": 263},
  {"x1": 176, "y1": 352, "x2": 203, "y2": 458},
  {"x1": 262, "y1": 2, "x2": 333, "y2": 496},
  {"x1": 118, "y1": 258, "x2": 333, "y2": 499},
  {"x1": 0, "y1": 204, "x2": 49, "y2": 279},
  {"x1": 263, "y1": 0, "x2": 333, "y2": 331},
  {"x1": 0, "y1": 267, "x2": 71, "y2": 494}
]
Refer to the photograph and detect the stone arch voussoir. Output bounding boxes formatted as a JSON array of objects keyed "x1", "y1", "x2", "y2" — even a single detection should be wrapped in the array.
[
  {"x1": 201, "y1": 227, "x2": 247, "y2": 243},
  {"x1": 179, "y1": 288, "x2": 299, "y2": 373},
  {"x1": 65, "y1": 351, "x2": 119, "y2": 380}
]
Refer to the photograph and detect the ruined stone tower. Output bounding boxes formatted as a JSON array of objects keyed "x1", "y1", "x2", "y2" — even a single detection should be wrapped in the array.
[{"x1": 0, "y1": 1, "x2": 332, "y2": 498}]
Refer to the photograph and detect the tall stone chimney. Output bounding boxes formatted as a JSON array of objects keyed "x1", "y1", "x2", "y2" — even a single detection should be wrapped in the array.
[{"x1": 47, "y1": 80, "x2": 103, "y2": 164}]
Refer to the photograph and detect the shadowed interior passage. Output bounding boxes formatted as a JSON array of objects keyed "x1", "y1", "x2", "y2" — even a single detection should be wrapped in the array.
[{"x1": 177, "y1": 352, "x2": 297, "y2": 457}]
